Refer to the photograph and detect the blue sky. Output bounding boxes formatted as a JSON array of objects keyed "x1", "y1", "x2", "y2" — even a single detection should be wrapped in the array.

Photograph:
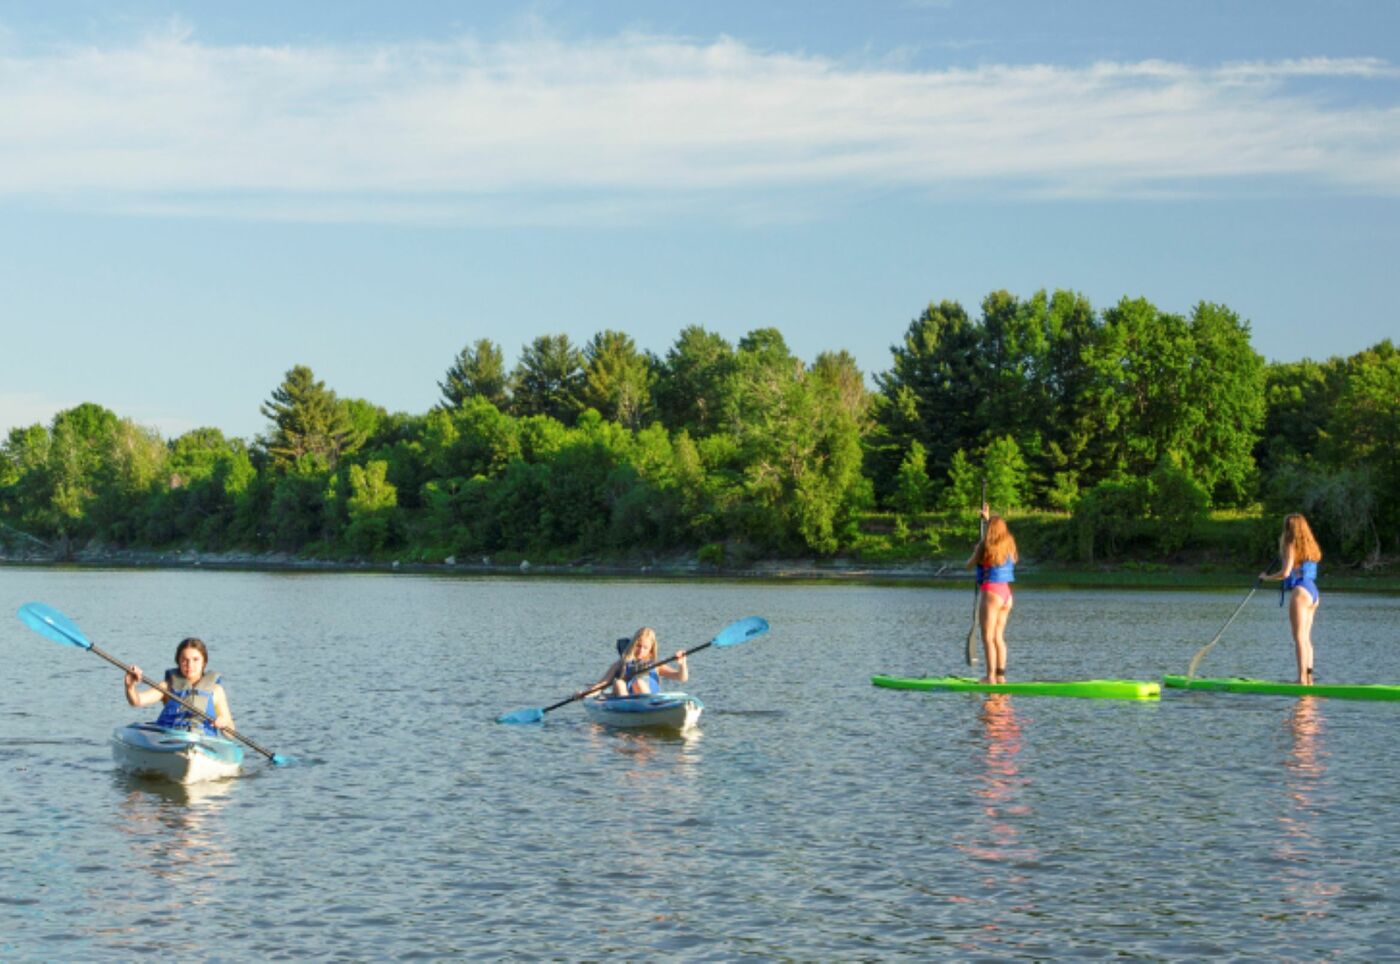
[{"x1": 2, "y1": 1, "x2": 1397, "y2": 441}]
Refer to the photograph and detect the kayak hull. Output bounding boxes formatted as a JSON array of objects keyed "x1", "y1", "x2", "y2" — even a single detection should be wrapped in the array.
[
  {"x1": 1164, "y1": 675, "x2": 1400, "y2": 702},
  {"x1": 583, "y1": 692, "x2": 703, "y2": 731},
  {"x1": 872, "y1": 675, "x2": 1161, "y2": 700},
  {"x1": 111, "y1": 723, "x2": 244, "y2": 784}
]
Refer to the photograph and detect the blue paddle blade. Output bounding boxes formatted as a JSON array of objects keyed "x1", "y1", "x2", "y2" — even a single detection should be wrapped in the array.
[
  {"x1": 17, "y1": 603, "x2": 93, "y2": 650},
  {"x1": 270, "y1": 754, "x2": 296, "y2": 767},
  {"x1": 497, "y1": 707, "x2": 545, "y2": 725},
  {"x1": 712, "y1": 616, "x2": 769, "y2": 648}
]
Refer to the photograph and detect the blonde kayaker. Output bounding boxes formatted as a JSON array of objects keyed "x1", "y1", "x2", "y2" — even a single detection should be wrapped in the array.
[
  {"x1": 1259, "y1": 513, "x2": 1322, "y2": 685},
  {"x1": 124, "y1": 637, "x2": 235, "y2": 734},
  {"x1": 966, "y1": 502, "x2": 1019, "y2": 684},
  {"x1": 579, "y1": 626, "x2": 688, "y2": 697}
]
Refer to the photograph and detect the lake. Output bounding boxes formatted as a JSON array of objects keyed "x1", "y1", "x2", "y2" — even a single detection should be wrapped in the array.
[{"x1": 2, "y1": 567, "x2": 1398, "y2": 959}]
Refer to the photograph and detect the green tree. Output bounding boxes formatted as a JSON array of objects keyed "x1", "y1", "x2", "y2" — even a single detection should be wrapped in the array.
[
  {"x1": 891, "y1": 440, "x2": 932, "y2": 515},
  {"x1": 1182, "y1": 302, "x2": 1265, "y2": 505},
  {"x1": 942, "y1": 449, "x2": 979, "y2": 511},
  {"x1": 260, "y1": 366, "x2": 359, "y2": 470},
  {"x1": 724, "y1": 332, "x2": 869, "y2": 553},
  {"x1": 652, "y1": 326, "x2": 736, "y2": 436},
  {"x1": 345, "y1": 460, "x2": 399, "y2": 553},
  {"x1": 872, "y1": 301, "x2": 982, "y2": 500},
  {"x1": 983, "y1": 435, "x2": 1028, "y2": 510},
  {"x1": 46, "y1": 403, "x2": 123, "y2": 540},
  {"x1": 1323, "y1": 341, "x2": 1400, "y2": 547},
  {"x1": 510, "y1": 334, "x2": 585, "y2": 425},
  {"x1": 581, "y1": 330, "x2": 653, "y2": 429},
  {"x1": 1088, "y1": 297, "x2": 1196, "y2": 482},
  {"x1": 439, "y1": 338, "x2": 508, "y2": 408}
]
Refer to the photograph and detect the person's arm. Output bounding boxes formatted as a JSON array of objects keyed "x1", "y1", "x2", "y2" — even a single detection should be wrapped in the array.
[
  {"x1": 212, "y1": 685, "x2": 235, "y2": 732},
  {"x1": 1261, "y1": 548, "x2": 1296, "y2": 581},
  {"x1": 576, "y1": 659, "x2": 622, "y2": 697},
  {"x1": 124, "y1": 666, "x2": 166, "y2": 708},
  {"x1": 657, "y1": 652, "x2": 688, "y2": 682}
]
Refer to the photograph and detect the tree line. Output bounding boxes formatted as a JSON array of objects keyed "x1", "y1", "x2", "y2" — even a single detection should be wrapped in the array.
[{"x1": 2, "y1": 290, "x2": 1396, "y2": 564}]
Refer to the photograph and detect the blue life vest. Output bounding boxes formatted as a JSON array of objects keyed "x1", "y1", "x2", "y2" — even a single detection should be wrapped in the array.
[
  {"x1": 154, "y1": 669, "x2": 221, "y2": 734},
  {"x1": 622, "y1": 660, "x2": 661, "y2": 695},
  {"x1": 977, "y1": 559, "x2": 1016, "y2": 585},
  {"x1": 1281, "y1": 560, "x2": 1319, "y2": 606}
]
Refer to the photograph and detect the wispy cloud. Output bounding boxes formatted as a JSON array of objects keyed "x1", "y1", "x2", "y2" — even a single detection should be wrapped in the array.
[{"x1": 1, "y1": 27, "x2": 1396, "y2": 223}]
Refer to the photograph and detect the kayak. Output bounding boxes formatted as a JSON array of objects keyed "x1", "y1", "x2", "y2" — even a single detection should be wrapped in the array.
[
  {"x1": 111, "y1": 723, "x2": 244, "y2": 784},
  {"x1": 1164, "y1": 675, "x2": 1400, "y2": 702},
  {"x1": 872, "y1": 675, "x2": 1161, "y2": 700},
  {"x1": 583, "y1": 692, "x2": 703, "y2": 731}
]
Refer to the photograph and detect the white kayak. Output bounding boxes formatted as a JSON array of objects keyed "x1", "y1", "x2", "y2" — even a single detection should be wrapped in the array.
[
  {"x1": 111, "y1": 723, "x2": 244, "y2": 784},
  {"x1": 583, "y1": 692, "x2": 703, "y2": 731}
]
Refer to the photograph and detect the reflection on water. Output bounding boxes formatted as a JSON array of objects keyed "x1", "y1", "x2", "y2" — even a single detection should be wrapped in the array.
[
  {"x1": 1275, "y1": 698, "x2": 1340, "y2": 921},
  {"x1": 951, "y1": 695, "x2": 1040, "y2": 955},
  {"x1": 968, "y1": 695, "x2": 1036, "y2": 862},
  {"x1": 114, "y1": 773, "x2": 238, "y2": 891}
]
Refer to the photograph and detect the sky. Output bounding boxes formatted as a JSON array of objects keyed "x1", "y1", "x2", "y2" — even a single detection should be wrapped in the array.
[{"x1": 1, "y1": 0, "x2": 1397, "y2": 442}]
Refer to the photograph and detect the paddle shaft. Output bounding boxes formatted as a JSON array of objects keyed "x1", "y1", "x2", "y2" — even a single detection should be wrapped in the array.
[
  {"x1": 91, "y1": 643, "x2": 281, "y2": 762},
  {"x1": 965, "y1": 479, "x2": 987, "y2": 666},
  {"x1": 542, "y1": 640, "x2": 712, "y2": 715},
  {"x1": 1186, "y1": 578, "x2": 1263, "y2": 680}
]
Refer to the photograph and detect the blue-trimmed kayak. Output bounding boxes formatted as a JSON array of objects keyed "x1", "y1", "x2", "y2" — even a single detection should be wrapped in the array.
[
  {"x1": 1164, "y1": 675, "x2": 1400, "y2": 702},
  {"x1": 583, "y1": 692, "x2": 703, "y2": 731},
  {"x1": 872, "y1": 675, "x2": 1161, "y2": 700},
  {"x1": 111, "y1": 723, "x2": 244, "y2": 784}
]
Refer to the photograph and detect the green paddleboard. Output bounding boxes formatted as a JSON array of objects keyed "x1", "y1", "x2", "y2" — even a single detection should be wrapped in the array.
[
  {"x1": 1164, "y1": 675, "x2": 1400, "y2": 702},
  {"x1": 872, "y1": 675, "x2": 1161, "y2": 700}
]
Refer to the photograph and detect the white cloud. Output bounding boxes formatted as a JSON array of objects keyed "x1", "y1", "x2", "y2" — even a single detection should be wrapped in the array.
[{"x1": 1, "y1": 30, "x2": 1396, "y2": 223}]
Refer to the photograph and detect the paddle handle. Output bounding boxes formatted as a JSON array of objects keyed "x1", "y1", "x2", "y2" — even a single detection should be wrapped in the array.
[
  {"x1": 91, "y1": 643, "x2": 281, "y2": 762},
  {"x1": 966, "y1": 478, "x2": 988, "y2": 667}
]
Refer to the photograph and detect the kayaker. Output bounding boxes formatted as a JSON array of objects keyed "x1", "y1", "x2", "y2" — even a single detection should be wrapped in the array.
[
  {"x1": 124, "y1": 637, "x2": 235, "y2": 734},
  {"x1": 1259, "y1": 513, "x2": 1322, "y2": 685},
  {"x1": 579, "y1": 626, "x2": 688, "y2": 697},
  {"x1": 966, "y1": 502, "x2": 1018, "y2": 684}
]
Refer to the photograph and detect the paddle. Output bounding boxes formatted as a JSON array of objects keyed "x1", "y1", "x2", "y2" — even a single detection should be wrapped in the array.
[
  {"x1": 964, "y1": 478, "x2": 987, "y2": 666},
  {"x1": 1185, "y1": 568, "x2": 1270, "y2": 680},
  {"x1": 17, "y1": 602, "x2": 293, "y2": 766},
  {"x1": 497, "y1": 615, "x2": 770, "y2": 725}
]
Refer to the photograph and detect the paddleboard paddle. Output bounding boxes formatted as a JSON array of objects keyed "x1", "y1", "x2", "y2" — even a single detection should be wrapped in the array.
[
  {"x1": 964, "y1": 478, "x2": 987, "y2": 667},
  {"x1": 1185, "y1": 569, "x2": 1271, "y2": 680}
]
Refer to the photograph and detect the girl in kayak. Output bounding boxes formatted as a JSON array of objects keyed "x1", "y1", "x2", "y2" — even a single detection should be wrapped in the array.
[
  {"x1": 124, "y1": 637, "x2": 235, "y2": 733},
  {"x1": 1260, "y1": 513, "x2": 1322, "y2": 685},
  {"x1": 966, "y1": 502, "x2": 1019, "y2": 683},
  {"x1": 580, "y1": 626, "x2": 688, "y2": 697}
]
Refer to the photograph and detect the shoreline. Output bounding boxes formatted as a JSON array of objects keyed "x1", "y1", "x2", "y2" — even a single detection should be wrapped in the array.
[{"x1": 4, "y1": 546, "x2": 1398, "y2": 592}]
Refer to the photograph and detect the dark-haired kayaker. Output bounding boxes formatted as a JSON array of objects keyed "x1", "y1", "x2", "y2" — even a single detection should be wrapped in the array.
[{"x1": 124, "y1": 637, "x2": 235, "y2": 734}]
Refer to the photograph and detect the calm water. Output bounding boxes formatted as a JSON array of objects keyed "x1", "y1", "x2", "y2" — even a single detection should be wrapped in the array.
[{"x1": 1, "y1": 567, "x2": 1398, "y2": 960}]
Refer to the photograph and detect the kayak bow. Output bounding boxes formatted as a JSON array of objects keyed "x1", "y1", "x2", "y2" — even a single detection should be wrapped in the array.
[
  {"x1": 582, "y1": 692, "x2": 703, "y2": 731},
  {"x1": 111, "y1": 723, "x2": 244, "y2": 784}
]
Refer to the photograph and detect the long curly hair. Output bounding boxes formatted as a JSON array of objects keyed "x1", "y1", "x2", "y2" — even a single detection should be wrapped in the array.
[
  {"x1": 980, "y1": 515, "x2": 1019, "y2": 568},
  {"x1": 1281, "y1": 514, "x2": 1322, "y2": 563}
]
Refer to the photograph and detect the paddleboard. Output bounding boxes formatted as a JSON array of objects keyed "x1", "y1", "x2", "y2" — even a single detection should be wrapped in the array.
[
  {"x1": 872, "y1": 675, "x2": 1160, "y2": 700},
  {"x1": 1164, "y1": 675, "x2": 1400, "y2": 702}
]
